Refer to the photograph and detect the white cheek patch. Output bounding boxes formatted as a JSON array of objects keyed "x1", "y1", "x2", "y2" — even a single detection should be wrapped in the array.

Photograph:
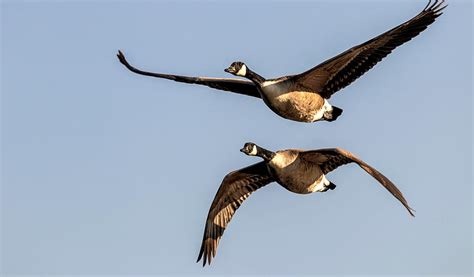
[
  {"x1": 249, "y1": 145, "x2": 257, "y2": 155},
  {"x1": 236, "y1": 65, "x2": 247, "y2": 76}
]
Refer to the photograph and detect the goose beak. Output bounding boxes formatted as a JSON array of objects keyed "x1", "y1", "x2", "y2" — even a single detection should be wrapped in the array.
[
  {"x1": 239, "y1": 147, "x2": 245, "y2": 153},
  {"x1": 225, "y1": 66, "x2": 235, "y2": 74}
]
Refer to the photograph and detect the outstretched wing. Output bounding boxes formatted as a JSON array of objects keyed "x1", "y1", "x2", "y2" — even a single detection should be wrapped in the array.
[
  {"x1": 291, "y1": 0, "x2": 446, "y2": 98},
  {"x1": 301, "y1": 148, "x2": 415, "y2": 216},
  {"x1": 197, "y1": 162, "x2": 273, "y2": 266},
  {"x1": 117, "y1": 50, "x2": 261, "y2": 98}
]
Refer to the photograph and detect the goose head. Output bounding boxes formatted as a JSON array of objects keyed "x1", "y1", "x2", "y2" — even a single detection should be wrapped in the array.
[
  {"x1": 225, "y1": 61, "x2": 247, "y2": 77},
  {"x1": 240, "y1": 142, "x2": 258, "y2": 156},
  {"x1": 240, "y1": 142, "x2": 275, "y2": 161}
]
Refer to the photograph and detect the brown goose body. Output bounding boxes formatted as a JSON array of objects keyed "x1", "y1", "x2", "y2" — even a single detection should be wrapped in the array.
[
  {"x1": 268, "y1": 149, "x2": 328, "y2": 193},
  {"x1": 196, "y1": 143, "x2": 415, "y2": 266},
  {"x1": 258, "y1": 80, "x2": 327, "y2": 123}
]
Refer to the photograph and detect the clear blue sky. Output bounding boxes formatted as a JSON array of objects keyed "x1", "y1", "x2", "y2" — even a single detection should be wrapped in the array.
[{"x1": 1, "y1": 0, "x2": 472, "y2": 275}]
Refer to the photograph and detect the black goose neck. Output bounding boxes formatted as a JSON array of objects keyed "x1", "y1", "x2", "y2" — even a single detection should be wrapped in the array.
[
  {"x1": 256, "y1": 146, "x2": 275, "y2": 161},
  {"x1": 245, "y1": 68, "x2": 265, "y2": 85}
]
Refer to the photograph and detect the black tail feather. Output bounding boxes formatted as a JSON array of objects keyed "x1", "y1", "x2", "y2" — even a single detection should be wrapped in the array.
[
  {"x1": 328, "y1": 182, "x2": 337, "y2": 190},
  {"x1": 325, "y1": 106, "x2": 343, "y2": 122}
]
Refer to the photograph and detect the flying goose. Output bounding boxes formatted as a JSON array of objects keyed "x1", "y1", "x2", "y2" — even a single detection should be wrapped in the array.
[
  {"x1": 197, "y1": 143, "x2": 414, "y2": 266},
  {"x1": 118, "y1": 1, "x2": 445, "y2": 123}
]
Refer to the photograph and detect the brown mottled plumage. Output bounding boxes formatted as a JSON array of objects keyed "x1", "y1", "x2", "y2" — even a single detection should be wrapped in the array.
[{"x1": 197, "y1": 143, "x2": 415, "y2": 266}]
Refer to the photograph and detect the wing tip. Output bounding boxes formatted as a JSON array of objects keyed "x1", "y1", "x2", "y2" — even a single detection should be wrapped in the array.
[
  {"x1": 116, "y1": 49, "x2": 130, "y2": 67},
  {"x1": 408, "y1": 207, "x2": 416, "y2": 217},
  {"x1": 196, "y1": 240, "x2": 215, "y2": 267},
  {"x1": 196, "y1": 252, "x2": 203, "y2": 264},
  {"x1": 196, "y1": 254, "x2": 208, "y2": 267},
  {"x1": 424, "y1": 0, "x2": 448, "y2": 15}
]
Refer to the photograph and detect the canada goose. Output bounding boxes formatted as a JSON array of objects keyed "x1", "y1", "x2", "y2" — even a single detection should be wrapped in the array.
[
  {"x1": 118, "y1": 1, "x2": 445, "y2": 123},
  {"x1": 197, "y1": 143, "x2": 414, "y2": 266}
]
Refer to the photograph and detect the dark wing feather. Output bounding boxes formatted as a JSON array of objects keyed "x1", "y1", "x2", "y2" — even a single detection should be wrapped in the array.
[
  {"x1": 197, "y1": 162, "x2": 273, "y2": 266},
  {"x1": 291, "y1": 0, "x2": 446, "y2": 98},
  {"x1": 302, "y1": 148, "x2": 415, "y2": 216},
  {"x1": 117, "y1": 50, "x2": 261, "y2": 98}
]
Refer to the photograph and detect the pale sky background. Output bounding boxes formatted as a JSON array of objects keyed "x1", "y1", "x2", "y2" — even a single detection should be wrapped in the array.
[{"x1": 1, "y1": 0, "x2": 472, "y2": 275}]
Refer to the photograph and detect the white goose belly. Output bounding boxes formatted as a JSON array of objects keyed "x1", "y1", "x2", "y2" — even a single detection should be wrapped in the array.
[{"x1": 260, "y1": 81, "x2": 325, "y2": 122}]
